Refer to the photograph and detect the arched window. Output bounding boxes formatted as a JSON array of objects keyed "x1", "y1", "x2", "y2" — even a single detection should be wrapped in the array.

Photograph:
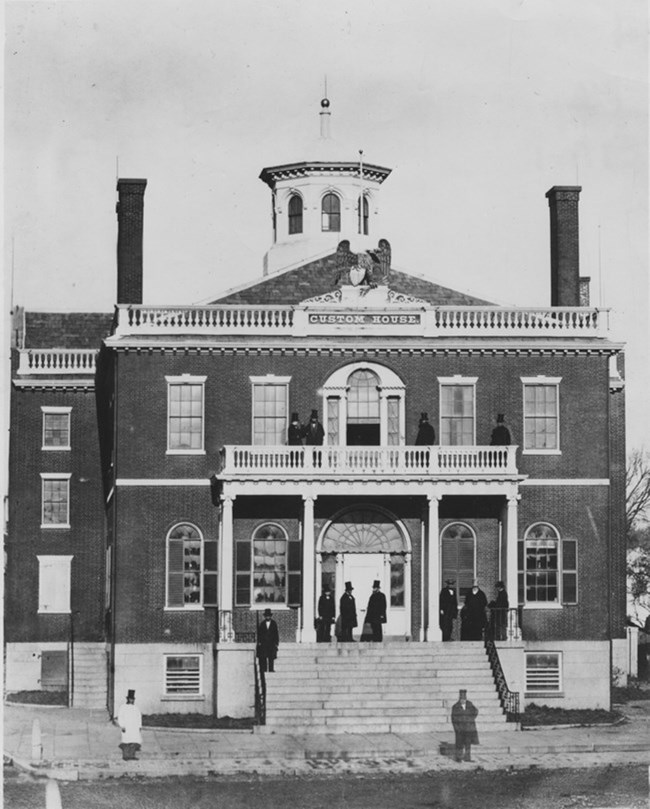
[
  {"x1": 166, "y1": 523, "x2": 217, "y2": 608},
  {"x1": 519, "y1": 523, "x2": 577, "y2": 605},
  {"x1": 347, "y1": 369, "x2": 380, "y2": 445},
  {"x1": 358, "y1": 194, "x2": 369, "y2": 235},
  {"x1": 288, "y1": 194, "x2": 303, "y2": 235},
  {"x1": 440, "y1": 522, "x2": 476, "y2": 600},
  {"x1": 321, "y1": 193, "x2": 341, "y2": 232},
  {"x1": 235, "y1": 523, "x2": 301, "y2": 607}
]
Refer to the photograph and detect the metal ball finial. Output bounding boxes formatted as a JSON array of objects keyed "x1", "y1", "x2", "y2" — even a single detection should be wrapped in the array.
[{"x1": 321, "y1": 98, "x2": 330, "y2": 109}]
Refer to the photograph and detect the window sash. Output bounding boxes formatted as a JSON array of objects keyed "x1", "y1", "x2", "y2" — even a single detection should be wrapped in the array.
[
  {"x1": 347, "y1": 370, "x2": 380, "y2": 423},
  {"x1": 236, "y1": 526, "x2": 301, "y2": 607},
  {"x1": 440, "y1": 385, "x2": 475, "y2": 445},
  {"x1": 523, "y1": 384, "x2": 559, "y2": 450},
  {"x1": 321, "y1": 194, "x2": 341, "y2": 232},
  {"x1": 288, "y1": 195, "x2": 303, "y2": 234},
  {"x1": 167, "y1": 524, "x2": 208, "y2": 608},
  {"x1": 326, "y1": 397, "x2": 339, "y2": 445},
  {"x1": 43, "y1": 412, "x2": 71, "y2": 448},
  {"x1": 168, "y1": 383, "x2": 204, "y2": 451},
  {"x1": 165, "y1": 655, "x2": 202, "y2": 695},
  {"x1": 252, "y1": 384, "x2": 288, "y2": 445},
  {"x1": 518, "y1": 533, "x2": 577, "y2": 605},
  {"x1": 42, "y1": 477, "x2": 70, "y2": 525}
]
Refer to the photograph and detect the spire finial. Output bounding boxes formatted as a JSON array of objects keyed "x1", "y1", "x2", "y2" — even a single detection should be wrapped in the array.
[{"x1": 319, "y1": 80, "x2": 331, "y2": 139}]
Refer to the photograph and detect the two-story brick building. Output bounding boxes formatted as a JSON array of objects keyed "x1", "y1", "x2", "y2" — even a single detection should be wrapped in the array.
[{"x1": 6, "y1": 100, "x2": 627, "y2": 721}]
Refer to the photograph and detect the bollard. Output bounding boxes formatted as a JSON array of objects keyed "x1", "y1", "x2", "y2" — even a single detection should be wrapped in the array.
[
  {"x1": 45, "y1": 779, "x2": 63, "y2": 809},
  {"x1": 31, "y1": 718, "x2": 42, "y2": 763}
]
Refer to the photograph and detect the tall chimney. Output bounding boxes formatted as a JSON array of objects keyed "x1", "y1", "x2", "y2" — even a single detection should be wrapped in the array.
[
  {"x1": 116, "y1": 178, "x2": 147, "y2": 304},
  {"x1": 546, "y1": 185, "x2": 581, "y2": 307}
]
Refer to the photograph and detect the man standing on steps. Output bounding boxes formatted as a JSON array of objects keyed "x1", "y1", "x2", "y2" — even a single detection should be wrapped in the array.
[
  {"x1": 451, "y1": 688, "x2": 479, "y2": 762},
  {"x1": 339, "y1": 581, "x2": 358, "y2": 642},
  {"x1": 256, "y1": 608, "x2": 279, "y2": 672},
  {"x1": 364, "y1": 579, "x2": 387, "y2": 641},
  {"x1": 439, "y1": 578, "x2": 458, "y2": 641}
]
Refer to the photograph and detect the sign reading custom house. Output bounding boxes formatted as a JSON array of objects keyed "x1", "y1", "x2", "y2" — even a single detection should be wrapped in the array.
[{"x1": 308, "y1": 311, "x2": 421, "y2": 325}]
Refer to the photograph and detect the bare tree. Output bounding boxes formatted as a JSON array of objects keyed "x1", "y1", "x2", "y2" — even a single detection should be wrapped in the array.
[{"x1": 626, "y1": 449, "x2": 650, "y2": 542}]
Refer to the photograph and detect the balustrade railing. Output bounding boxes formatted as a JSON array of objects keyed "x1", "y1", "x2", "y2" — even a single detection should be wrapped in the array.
[
  {"x1": 17, "y1": 349, "x2": 98, "y2": 375},
  {"x1": 112, "y1": 303, "x2": 609, "y2": 338},
  {"x1": 221, "y1": 444, "x2": 518, "y2": 477}
]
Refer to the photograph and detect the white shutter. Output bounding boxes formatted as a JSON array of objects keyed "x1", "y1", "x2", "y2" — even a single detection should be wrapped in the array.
[{"x1": 37, "y1": 556, "x2": 72, "y2": 613}]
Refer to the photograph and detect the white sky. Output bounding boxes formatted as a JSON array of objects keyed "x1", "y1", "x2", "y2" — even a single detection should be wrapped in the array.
[{"x1": 4, "y1": 0, "x2": 649, "y2": 449}]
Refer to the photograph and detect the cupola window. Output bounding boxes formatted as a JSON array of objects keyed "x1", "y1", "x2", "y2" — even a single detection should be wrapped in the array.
[
  {"x1": 321, "y1": 193, "x2": 341, "y2": 232},
  {"x1": 288, "y1": 194, "x2": 303, "y2": 235}
]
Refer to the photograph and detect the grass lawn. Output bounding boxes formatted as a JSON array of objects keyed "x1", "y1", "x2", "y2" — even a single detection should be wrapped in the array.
[{"x1": 521, "y1": 703, "x2": 623, "y2": 727}]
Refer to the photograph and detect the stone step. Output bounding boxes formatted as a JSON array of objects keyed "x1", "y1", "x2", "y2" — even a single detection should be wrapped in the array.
[
  {"x1": 262, "y1": 719, "x2": 516, "y2": 734},
  {"x1": 263, "y1": 706, "x2": 509, "y2": 720},
  {"x1": 266, "y1": 687, "x2": 499, "y2": 702}
]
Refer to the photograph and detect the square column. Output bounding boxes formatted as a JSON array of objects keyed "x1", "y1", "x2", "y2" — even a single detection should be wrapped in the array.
[
  {"x1": 219, "y1": 495, "x2": 235, "y2": 642},
  {"x1": 302, "y1": 495, "x2": 317, "y2": 642},
  {"x1": 427, "y1": 494, "x2": 442, "y2": 641},
  {"x1": 505, "y1": 494, "x2": 521, "y2": 640}
]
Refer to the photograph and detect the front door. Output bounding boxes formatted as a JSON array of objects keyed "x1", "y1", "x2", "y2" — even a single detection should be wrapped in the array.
[{"x1": 338, "y1": 553, "x2": 408, "y2": 638}]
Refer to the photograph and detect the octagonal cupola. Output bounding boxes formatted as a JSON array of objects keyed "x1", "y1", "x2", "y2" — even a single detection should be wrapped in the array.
[{"x1": 260, "y1": 98, "x2": 392, "y2": 275}]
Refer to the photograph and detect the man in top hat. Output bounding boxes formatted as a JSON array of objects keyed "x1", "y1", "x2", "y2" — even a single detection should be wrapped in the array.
[
  {"x1": 287, "y1": 412, "x2": 303, "y2": 446},
  {"x1": 439, "y1": 578, "x2": 458, "y2": 641},
  {"x1": 339, "y1": 581, "x2": 358, "y2": 642},
  {"x1": 317, "y1": 584, "x2": 336, "y2": 642},
  {"x1": 488, "y1": 581, "x2": 509, "y2": 640},
  {"x1": 415, "y1": 412, "x2": 436, "y2": 445},
  {"x1": 461, "y1": 579, "x2": 488, "y2": 641},
  {"x1": 489, "y1": 414, "x2": 511, "y2": 446},
  {"x1": 364, "y1": 580, "x2": 387, "y2": 642},
  {"x1": 256, "y1": 608, "x2": 279, "y2": 672},
  {"x1": 451, "y1": 688, "x2": 479, "y2": 762},
  {"x1": 115, "y1": 689, "x2": 142, "y2": 760},
  {"x1": 303, "y1": 409, "x2": 325, "y2": 446}
]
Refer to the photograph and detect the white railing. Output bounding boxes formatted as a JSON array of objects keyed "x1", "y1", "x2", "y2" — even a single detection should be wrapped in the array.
[
  {"x1": 17, "y1": 349, "x2": 98, "y2": 375},
  {"x1": 112, "y1": 303, "x2": 609, "y2": 338},
  {"x1": 220, "y1": 444, "x2": 518, "y2": 477}
]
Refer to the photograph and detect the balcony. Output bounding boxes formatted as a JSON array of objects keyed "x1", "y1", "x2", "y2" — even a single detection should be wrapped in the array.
[
  {"x1": 220, "y1": 444, "x2": 518, "y2": 479},
  {"x1": 17, "y1": 349, "x2": 98, "y2": 375},
  {"x1": 112, "y1": 303, "x2": 609, "y2": 339}
]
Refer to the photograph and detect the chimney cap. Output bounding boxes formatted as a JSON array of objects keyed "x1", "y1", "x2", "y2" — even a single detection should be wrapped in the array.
[
  {"x1": 117, "y1": 178, "x2": 148, "y2": 189},
  {"x1": 546, "y1": 185, "x2": 582, "y2": 198}
]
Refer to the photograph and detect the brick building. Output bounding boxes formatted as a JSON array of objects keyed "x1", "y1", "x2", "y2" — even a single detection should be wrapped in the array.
[{"x1": 6, "y1": 100, "x2": 627, "y2": 720}]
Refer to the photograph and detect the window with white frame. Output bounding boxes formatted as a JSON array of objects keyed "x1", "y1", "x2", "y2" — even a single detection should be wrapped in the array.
[
  {"x1": 41, "y1": 473, "x2": 71, "y2": 527},
  {"x1": 42, "y1": 407, "x2": 71, "y2": 450},
  {"x1": 166, "y1": 376, "x2": 206, "y2": 453},
  {"x1": 235, "y1": 523, "x2": 301, "y2": 606},
  {"x1": 521, "y1": 377, "x2": 561, "y2": 452},
  {"x1": 525, "y1": 652, "x2": 562, "y2": 693},
  {"x1": 251, "y1": 376, "x2": 290, "y2": 445},
  {"x1": 37, "y1": 555, "x2": 73, "y2": 613},
  {"x1": 166, "y1": 523, "x2": 218, "y2": 609},
  {"x1": 439, "y1": 378, "x2": 477, "y2": 445},
  {"x1": 518, "y1": 523, "x2": 577, "y2": 605},
  {"x1": 165, "y1": 655, "x2": 202, "y2": 695}
]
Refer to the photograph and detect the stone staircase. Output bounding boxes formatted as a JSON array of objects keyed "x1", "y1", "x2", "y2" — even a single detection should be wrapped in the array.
[
  {"x1": 72, "y1": 644, "x2": 108, "y2": 709},
  {"x1": 259, "y1": 641, "x2": 519, "y2": 734}
]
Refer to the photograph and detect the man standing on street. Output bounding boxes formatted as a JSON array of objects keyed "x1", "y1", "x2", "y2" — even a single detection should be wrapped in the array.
[
  {"x1": 116, "y1": 689, "x2": 142, "y2": 761},
  {"x1": 451, "y1": 688, "x2": 479, "y2": 762}
]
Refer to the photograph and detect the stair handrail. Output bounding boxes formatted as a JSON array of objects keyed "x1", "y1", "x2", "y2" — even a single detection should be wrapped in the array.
[
  {"x1": 253, "y1": 648, "x2": 266, "y2": 725},
  {"x1": 484, "y1": 637, "x2": 520, "y2": 723}
]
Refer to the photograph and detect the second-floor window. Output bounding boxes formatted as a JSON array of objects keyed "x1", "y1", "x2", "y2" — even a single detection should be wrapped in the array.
[
  {"x1": 251, "y1": 377, "x2": 290, "y2": 445},
  {"x1": 288, "y1": 194, "x2": 303, "y2": 234},
  {"x1": 321, "y1": 193, "x2": 341, "y2": 232},
  {"x1": 522, "y1": 378, "x2": 561, "y2": 452},
  {"x1": 166, "y1": 376, "x2": 206, "y2": 453},
  {"x1": 439, "y1": 378, "x2": 477, "y2": 445},
  {"x1": 41, "y1": 473, "x2": 71, "y2": 527},
  {"x1": 42, "y1": 407, "x2": 71, "y2": 450}
]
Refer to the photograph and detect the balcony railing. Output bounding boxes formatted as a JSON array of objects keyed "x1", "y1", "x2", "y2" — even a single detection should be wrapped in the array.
[
  {"x1": 17, "y1": 349, "x2": 98, "y2": 375},
  {"x1": 112, "y1": 303, "x2": 609, "y2": 339},
  {"x1": 220, "y1": 444, "x2": 518, "y2": 477}
]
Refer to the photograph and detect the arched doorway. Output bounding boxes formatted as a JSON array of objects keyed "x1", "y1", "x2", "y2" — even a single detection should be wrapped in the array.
[{"x1": 317, "y1": 507, "x2": 411, "y2": 637}]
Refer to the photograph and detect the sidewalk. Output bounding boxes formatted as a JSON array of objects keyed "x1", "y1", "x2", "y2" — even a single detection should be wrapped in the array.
[{"x1": 4, "y1": 701, "x2": 650, "y2": 781}]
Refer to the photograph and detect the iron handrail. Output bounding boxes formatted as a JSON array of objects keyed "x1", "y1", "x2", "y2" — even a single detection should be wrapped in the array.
[
  {"x1": 253, "y1": 651, "x2": 266, "y2": 725},
  {"x1": 484, "y1": 637, "x2": 520, "y2": 723}
]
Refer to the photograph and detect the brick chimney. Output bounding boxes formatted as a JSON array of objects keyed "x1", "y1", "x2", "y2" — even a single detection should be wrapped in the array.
[
  {"x1": 116, "y1": 178, "x2": 147, "y2": 304},
  {"x1": 546, "y1": 185, "x2": 581, "y2": 307}
]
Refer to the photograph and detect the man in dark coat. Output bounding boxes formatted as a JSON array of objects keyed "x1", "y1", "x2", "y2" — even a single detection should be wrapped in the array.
[
  {"x1": 256, "y1": 608, "x2": 279, "y2": 672},
  {"x1": 287, "y1": 412, "x2": 303, "y2": 446},
  {"x1": 460, "y1": 580, "x2": 488, "y2": 640},
  {"x1": 415, "y1": 412, "x2": 435, "y2": 445},
  {"x1": 339, "y1": 581, "x2": 357, "y2": 642},
  {"x1": 451, "y1": 689, "x2": 479, "y2": 762},
  {"x1": 488, "y1": 581, "x2": 509, "y2": 640},
  {"x1": 439, "y1": 578, "x2": 458, "y2": 641},
  {"x1": 303, "y1": 410, "x2": 325, "y2": 446},
  {"x1": 317, "y1": 585, "x2": 336, "y2": 642},
  {"x1": 489, "y1": 414, "x2": 511, "y2": 446},
  {"x1": 364, "y1": 580, "x2": 387, "y2": 642}
]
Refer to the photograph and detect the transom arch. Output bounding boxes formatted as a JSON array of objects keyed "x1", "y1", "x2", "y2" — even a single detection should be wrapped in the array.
[{"x1": 317, "y1": 505, "x2": 411, "y2": 554}]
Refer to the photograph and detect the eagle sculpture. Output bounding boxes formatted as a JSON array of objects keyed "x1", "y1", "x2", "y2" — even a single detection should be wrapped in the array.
[{"x1": 335, "y1": 239, "x2": 392, "y2": 288}]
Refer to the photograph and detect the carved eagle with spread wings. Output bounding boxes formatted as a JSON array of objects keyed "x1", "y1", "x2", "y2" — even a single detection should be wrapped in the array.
[{"x1": 334, "y1": 239, "x2": 392, "y2": 288}]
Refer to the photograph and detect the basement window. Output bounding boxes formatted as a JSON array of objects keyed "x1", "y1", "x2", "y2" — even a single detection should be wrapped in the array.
[
  {"x1": 525, "y1": 652, "x2": 562, "y2": 694},
  {"x1": 164, "y1": 655, "x2": 202, "y2": 696}
]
